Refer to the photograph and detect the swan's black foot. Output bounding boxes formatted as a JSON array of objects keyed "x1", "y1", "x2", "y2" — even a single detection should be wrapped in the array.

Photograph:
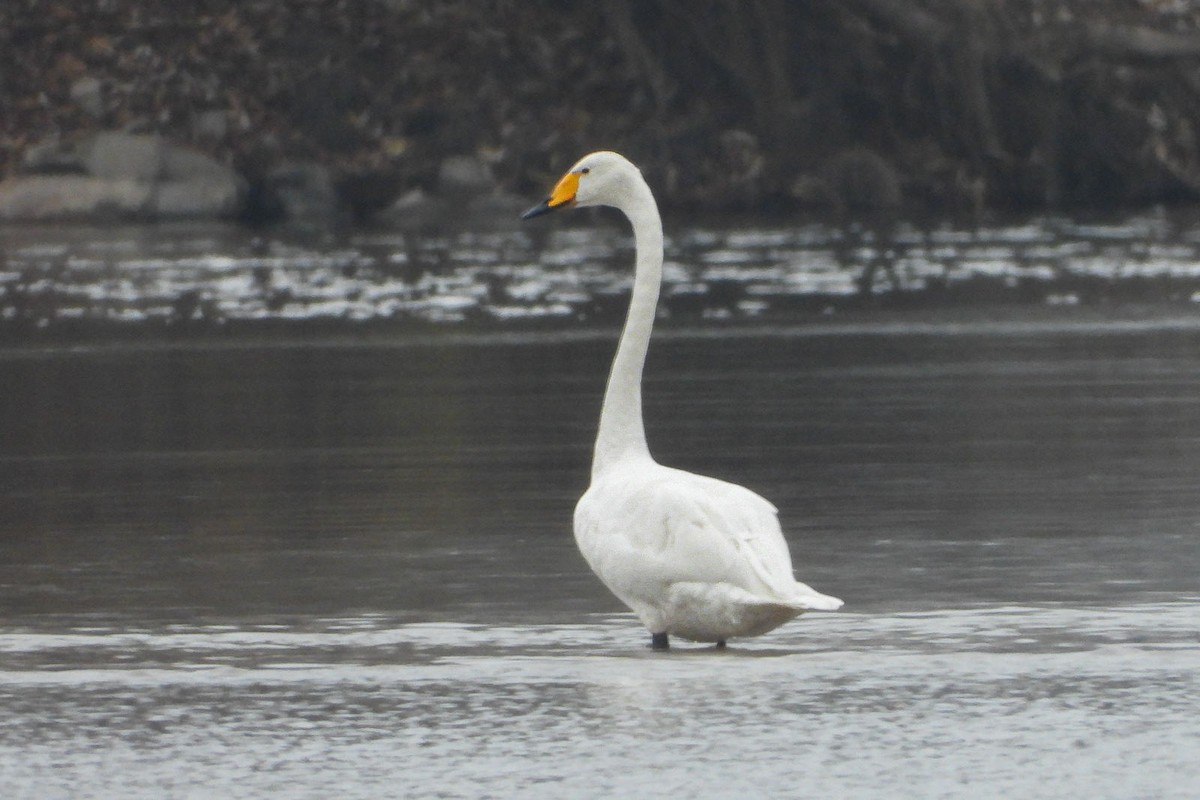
[
  {"x1": 715, "y1": 640, "x2": 727, "y2": 649},
  {"x1": 650, "y1": 632, "x2": 670, "y2": 650}
]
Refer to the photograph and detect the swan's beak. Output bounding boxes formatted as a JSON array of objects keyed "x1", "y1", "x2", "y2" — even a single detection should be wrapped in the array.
[{"x1": 521, "y1": 170, "x2": 580, "y2": 219}]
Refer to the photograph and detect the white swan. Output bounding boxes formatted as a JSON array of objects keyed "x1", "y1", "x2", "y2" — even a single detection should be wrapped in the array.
[{"x1": 523, "y1": 151, "x2": 842, "y2": 649}]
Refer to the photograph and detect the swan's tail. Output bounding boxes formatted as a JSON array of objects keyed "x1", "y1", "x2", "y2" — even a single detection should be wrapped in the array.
[{"x1": 788, "y1": 582, "x2": 843, "y2": 611}]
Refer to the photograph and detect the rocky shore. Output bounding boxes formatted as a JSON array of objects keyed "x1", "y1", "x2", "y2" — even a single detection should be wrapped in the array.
[{"x1": 4, "y1": 1, "x2": 1200, "y2": 226}]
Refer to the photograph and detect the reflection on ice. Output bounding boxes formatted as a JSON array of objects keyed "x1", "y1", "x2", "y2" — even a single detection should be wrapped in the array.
[{"x1": 5, "y1": 211, "x2": 1200, "y2": 330}]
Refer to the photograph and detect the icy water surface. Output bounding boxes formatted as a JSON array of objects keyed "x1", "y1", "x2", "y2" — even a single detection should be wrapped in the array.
[
  {"x1": 5, "y1": 209, "x2": 1200, "y2": 330},
  {"x1": 2, "y1": 324, "x2": 1199, "y2": 799},
  {"x1": 3, "y1": 214, "x2": 1200, "y2": 798}
]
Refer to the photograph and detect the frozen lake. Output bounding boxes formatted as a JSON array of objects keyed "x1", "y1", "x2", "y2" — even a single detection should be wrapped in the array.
[{"x1": 2, "y1": 217, "x2": 1200, "y2": 798}]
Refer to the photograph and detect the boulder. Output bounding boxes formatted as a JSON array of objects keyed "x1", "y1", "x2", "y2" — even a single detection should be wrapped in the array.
[
  {"x1": 0, "y1": 131, "x2": 246, "y2": 221},
  {"x1": 162, "y1": 141, "x2": 234, "y2": 181},
  {"x1": 822, "y1": 147, "x2": 903, "y2": 213},
  {"x1": 438, "y1": 154, "x2": 495, "y2": 196},
  {"x1": 69, "y1": 76, "x2": 105, "y2": 118},
  {"x1": 463, "y1": 191, "x2": 528, "y2": 230},
  {"x1": 263, "y1": 162, "x2": 344, "y2": 224},
  {"x1": 191, "y1": 109, "x2": 229, "y2": 142},
  {"x1": 374, "y1": 187, "x2": 452, "y2": 229},
  {"x1": 373, "y1": 154, "x2": 521, "y2": 230},
  {"x1": 149, "y1": 176, "x2": 245, "y2": 219},
  {"x1": 0, "y1": 175, "x2": 151, "y2": 220},
  {"x1": 84, "y1": 132, "x2": 165, "y2": 181},
  {"x1": 375, "y1": 185, "x2": 527, "y2": 232},
  {"x1": 21, "y1": 136, "x2": 87, "y2": 174}
]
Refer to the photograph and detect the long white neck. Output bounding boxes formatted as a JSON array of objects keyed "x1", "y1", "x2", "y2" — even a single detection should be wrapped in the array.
[{"x1": 592, "y1": 175, "x2": 663, "y2": 477}]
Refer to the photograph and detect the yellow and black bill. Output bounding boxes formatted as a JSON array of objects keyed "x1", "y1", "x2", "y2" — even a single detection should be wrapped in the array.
[{"x1": 521, "y1": 170, "x2": 581, "y2": 219}]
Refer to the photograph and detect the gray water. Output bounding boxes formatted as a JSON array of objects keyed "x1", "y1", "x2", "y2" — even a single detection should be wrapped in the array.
[{"x1": 2, "y1": 219, "x2": 1200, "y2": 798}]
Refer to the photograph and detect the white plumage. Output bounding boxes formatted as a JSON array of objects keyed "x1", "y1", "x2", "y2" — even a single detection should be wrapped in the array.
[{"x1": 523, "y1": 151, "x2": 842, "y2": 648}]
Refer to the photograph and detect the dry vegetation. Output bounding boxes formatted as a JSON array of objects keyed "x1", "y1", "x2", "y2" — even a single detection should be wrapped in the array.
[{"x1": 4, "y1": 0, "x2": 1200, "y2": 215}]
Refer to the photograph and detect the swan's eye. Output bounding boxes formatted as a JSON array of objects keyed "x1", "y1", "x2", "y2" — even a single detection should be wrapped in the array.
[{"x1": 580, "y1": 167, "x2": 590, "y2": 175}]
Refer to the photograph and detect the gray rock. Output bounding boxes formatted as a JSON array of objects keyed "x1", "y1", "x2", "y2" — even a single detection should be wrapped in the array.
[
  {"x1": 192, "y1": 109, "x2": 229, "y2": 141},
  {"x1": 0, "y1": 175, "x2": 151, "y2": 220},
  {"x1": 84, "y1": 132, "x2": 165, "y2": 181},
  {"x1": 161, "y1": 143, "x2": 238, "y2": 182},
  {"x1": 69, "y1": 77, "x2": 105, "y2": 118},
  {"x1": 21, "y1": 136, "x2": 87, "y2": 174},
  {"x1": 266, "y1": 162, "x2": 343, "y2": 223},
  {"x1": 375, "y1": 186, "x2": 527, "y2": 232},
  {"x1": 464, "y1": 191, "x2": 527, "y2": 230},
  {"x1": 438, "y1": 154, "x2": 495, "y2": 196},
  {"x1": 375, "y1": 187, "x2": 452, "y2": 229},
  {"x1": 1, "y1": 131, "x2": 246, "y2": 221},
  {"x1": 150, "y1": 176, "x2": 244, "y2": 219},
  {"x1": 823, "y1": 147, "x2": 903, "y2": 212}
]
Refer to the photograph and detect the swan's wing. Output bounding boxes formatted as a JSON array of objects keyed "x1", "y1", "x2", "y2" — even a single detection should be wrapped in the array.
[
  {"x1": 659, "y1": 469, "x2": 798, "y2": 592},
  {"x1": 655, "y1": 475, "x2": 843, "y2": 610},
  {"x1": 575, "y1": 466, "x2": 798, "y2": 602}
]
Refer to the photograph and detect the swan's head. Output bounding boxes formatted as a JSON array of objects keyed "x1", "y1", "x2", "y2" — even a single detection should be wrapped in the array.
[{"x1": 521, "y1": 151, "x2": 641, "y2": 220}]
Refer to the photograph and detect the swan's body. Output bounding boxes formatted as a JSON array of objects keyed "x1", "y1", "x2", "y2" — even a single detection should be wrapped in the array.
[{"x1": 523, "y1": 151, "x2": 842, "y2": 648}]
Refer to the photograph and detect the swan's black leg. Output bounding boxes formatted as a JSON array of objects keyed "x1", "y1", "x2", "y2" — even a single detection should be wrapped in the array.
[
  {"x1": 715, "y1": 640, "x2": 727, "y2": 649},
  {"x1": 650, "y1": 632, "x2": 670, "y2": 650}
]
